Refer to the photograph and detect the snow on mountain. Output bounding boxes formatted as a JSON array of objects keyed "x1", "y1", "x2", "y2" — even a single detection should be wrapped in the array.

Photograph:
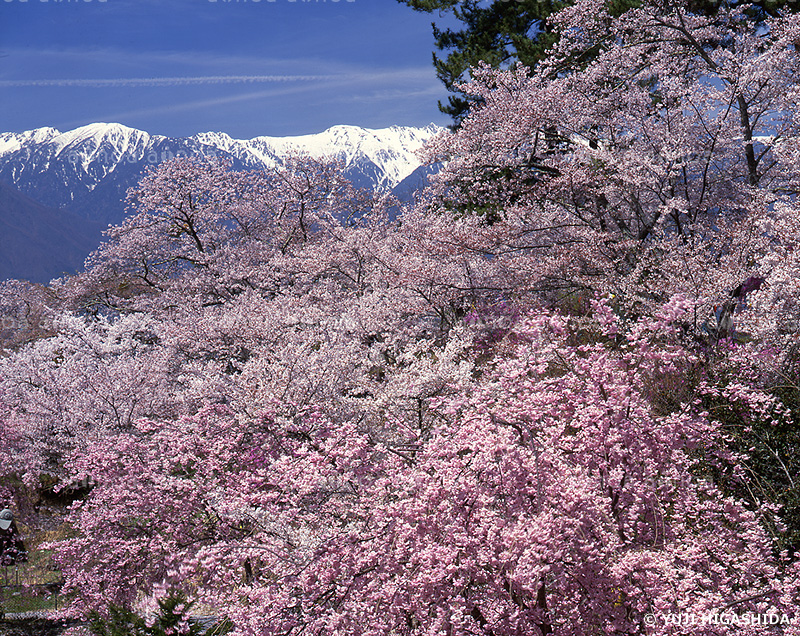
[
  {"x1": 0, "y1": 127, "x2": 61, "y2": 157},
  {"x1": 0, "y1": 122, "x2": 443, "y2": 282},
  {"x1": 0, "y1": 122, "x2": 162, "y2": 212},
  {"x1": 0, "y1": 121, "x2": 441, "y2": 192},
  {"x1": 0, "y1": 122, "x2": 442, "y2": 220},
  {"x1": 0, "y1": 123, "x2": 154, "y2": 164},
  {"x1": 194, "y1": 123, "x2": 441, "y2": 190},
  {"x1": 49, "y1": 122, "x2": 154, "y2": 164}
]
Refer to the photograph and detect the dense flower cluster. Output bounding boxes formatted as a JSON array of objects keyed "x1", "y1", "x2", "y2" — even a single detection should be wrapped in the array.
[{"x1": 2, "y1": 0, "x2": 800, "y2": 634}]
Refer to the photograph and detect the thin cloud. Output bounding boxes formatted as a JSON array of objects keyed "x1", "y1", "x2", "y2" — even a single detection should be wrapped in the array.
[
  {"x1": 332, "y1": 85, "x2": 446, "y2": 104},
  {"x1": 0, "y1": 75, "x2": 345, "y2": 88},
  {"x1": 68, "y1": 70, "x2": 438, "y2": 127},
  {"x1": 72, "y1": 83, "x2": 331, "y2": 128},
  {"x1": 0, "y1": 69, "x2": 436, "y2": 89}
]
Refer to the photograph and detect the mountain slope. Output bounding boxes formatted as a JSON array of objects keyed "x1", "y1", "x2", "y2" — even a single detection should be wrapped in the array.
[
  {"x1": 0, "y1": 122, "x2": 443, "y2": 283},
  {"x1": 0, "y1": 123, "x2": 441, "y2": 225},
  {"x1": 0, "y1": 181, "x2": 103, "y2": 284},
  {"x1": 0, "y1": 124, "x2": 229, "y2": 224}
]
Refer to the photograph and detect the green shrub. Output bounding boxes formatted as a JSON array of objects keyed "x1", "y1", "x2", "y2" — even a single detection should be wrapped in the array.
[{"x1": 88, "y1": 592, "x2": 230, "y2": 636}]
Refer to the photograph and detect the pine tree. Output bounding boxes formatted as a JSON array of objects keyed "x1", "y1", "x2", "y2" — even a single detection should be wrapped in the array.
[
  {"x1": 400, "y1": 0, "x2": 796, "y2": 126},
  {"x1": 399, "y1": 0, "x2": 565, "y2": 125}
]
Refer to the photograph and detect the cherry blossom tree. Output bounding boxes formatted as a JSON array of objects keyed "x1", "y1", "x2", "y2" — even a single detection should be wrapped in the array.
[
  {"x1": 3, "y1": 152, "x2": 476, "y2": 495},
  {"x1": 74, "y1": 153, "x2": 378, "y2": 314},
  {"x1": 4, "y1": 2, "x2": 800, "y2": 634},
  {"x1": 419, "y1": 0, "x2": 800, "y2": 324},
  {"x1": 52, "y1": 298, "x2": 800, "y2": 635}
]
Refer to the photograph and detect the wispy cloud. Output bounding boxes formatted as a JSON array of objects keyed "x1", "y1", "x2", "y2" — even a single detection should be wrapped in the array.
[
  {"x1": 0, "y1": 75, "x2": 346, "y2": 88},
  {"x1": 0, "y1": 67, "x2": 436, "y2": 90},
  {"x1": 61, "y1": 70, "x2": 443, "y2": 128},
  {"x1": 68, "y1": 83, "x2": 331, "y2": 129},
  {"x1": 2, "y1": 48, "x2": 448, "y2": 136},
  {"x1": 331, "y1": 85, "x2": 446, "y2": 104}
]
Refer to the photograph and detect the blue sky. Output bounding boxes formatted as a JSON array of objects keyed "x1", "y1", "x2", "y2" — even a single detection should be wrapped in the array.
[{"x1": 0, "y1": 0, "x2": 454, "y2": 137}]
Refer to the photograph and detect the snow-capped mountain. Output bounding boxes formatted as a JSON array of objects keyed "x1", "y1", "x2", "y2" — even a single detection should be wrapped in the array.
[
  {"x1": 194, "y1": 124, "x2": 440, "y2": 191},
  {"x1": 0, "y1": 122, "x2": 441, "y2": 223},
  {"x1": 0, "y1": 121, "x2": 442, "y2": 283}
]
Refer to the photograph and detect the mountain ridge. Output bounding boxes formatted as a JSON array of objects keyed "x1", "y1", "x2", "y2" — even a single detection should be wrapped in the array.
[{"x1": 0, "y1": 122, "x2": 443, "y2": 283}]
